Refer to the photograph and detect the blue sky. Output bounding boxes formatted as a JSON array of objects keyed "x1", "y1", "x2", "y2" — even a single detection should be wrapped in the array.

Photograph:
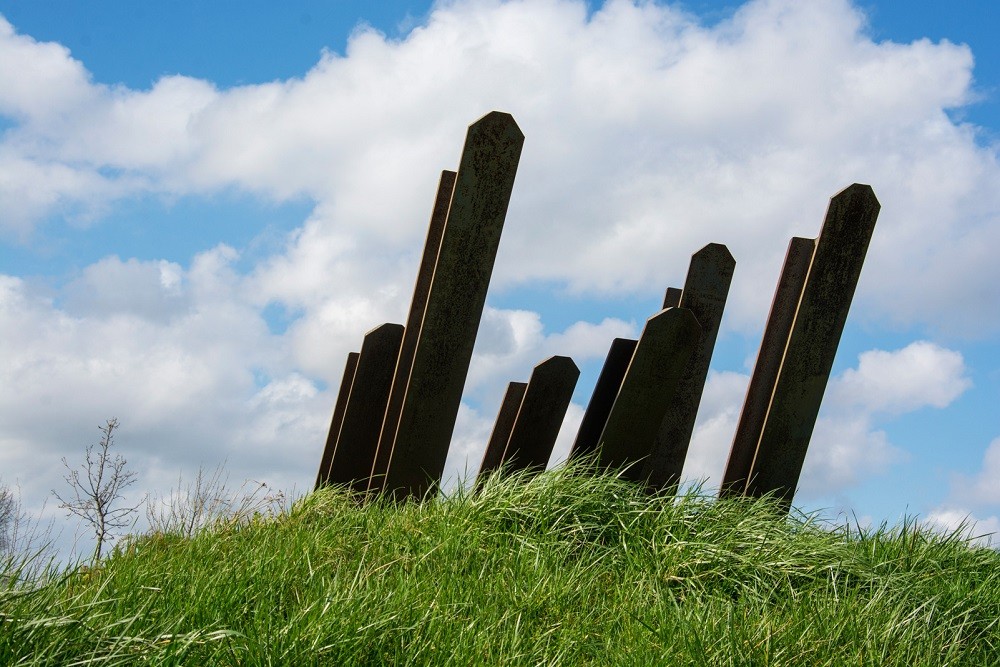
[{"x1": 1, "y1": 0, "x2": 998, "y2": 558}]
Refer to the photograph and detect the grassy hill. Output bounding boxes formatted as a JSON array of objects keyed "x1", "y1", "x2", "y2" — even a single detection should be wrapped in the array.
[{"x1": 2, "y1": 464, "x2": 999, "y2": 665}]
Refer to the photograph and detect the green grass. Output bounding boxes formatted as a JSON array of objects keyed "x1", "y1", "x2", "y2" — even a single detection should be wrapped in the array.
[{"x1": 2, "y1": 463, "x2": 999, "y2": 665}]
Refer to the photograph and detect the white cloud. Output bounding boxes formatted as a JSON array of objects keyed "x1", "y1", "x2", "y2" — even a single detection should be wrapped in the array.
[
  {"x1": 0, "y1": 250, "x2": 318, "y2": 518},
  {"x1": 802, "y1": 341, "x2": 970, "y2": 495},
  {"x1": 923, "y1": 508, "x2": 999, "y2": 548},
  {"x1": 830, "y1": 341, "x2": 972, "y2": 415},
  {"x1": 1, "y1": 0, "x2": 998, "y2": 332},
  {"x1": 951, "y1": 436, "x2": 1000, "y2": 507},
  {"x1": 919, "y1": 435, "x2": 1000, "y2": 548},
  {"x1": 678, "y1": 341, "x2": 970, "y2": 496}
]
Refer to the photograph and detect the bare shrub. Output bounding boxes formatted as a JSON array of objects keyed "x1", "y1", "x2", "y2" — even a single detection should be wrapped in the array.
[{"x1": 53, "y1": 418, "x2": 142, "y2": 561}]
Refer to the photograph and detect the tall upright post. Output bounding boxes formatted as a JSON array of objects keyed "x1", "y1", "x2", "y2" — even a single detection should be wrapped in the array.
[
  {"x1": 497, "y1": 356, "x2": 579, "y2": 477},
  {"x1": 643, "y1": 244, "x2": 735, "y2": 492},
  {"x1": 373, "y1": 112, "x2": 524, "y2": 500},
  {"x1": 720, "y1": 236, "x2": 815, "y2": 498},
  {"x1": 325, "y1": 323, "x2": 404, "y2": 493},
  {"x1": 745, "y1": 184, "x2": 880, "y2": 508},
  {"x1": 476, "y1": 381, "x2": 528, "y2": 486},
  {"x1": 315, "y1": 351, "x2": 360, "y2": 490},
  {"x1": 663, "y1": 287, "x2": 683, "y2": 309},
  {"x1": 369, "y1": 170, "x2": 456, "y2": 489},
  {"x1": 596, "y1": 308, "x2": 701, "y2": 481},
  {"x1": 569, "y1": 338, "x2": 637, "y2": 460}
]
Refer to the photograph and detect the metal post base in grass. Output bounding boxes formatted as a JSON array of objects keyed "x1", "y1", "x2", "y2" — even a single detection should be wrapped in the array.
[
  {"x1": 497, "y1": 356, "x2": 580, "y2": 477},
  {"x1": 569, "y1": 337, "x2": 637, "y2": 461},
  {"x1": 370, "y1": 170, "x2": 456, "y2": 492},
  {"x1": 643, "y1": 244, "x2": 735, "y2": 493},
  {"x1": 315, "y1": 351, "x2": 360, "y2": 490},
  {"x1": 744, "y1": 184, "x2": 880, "y2": 509},
  {"x1": 476, "y1": 381, "x2": 529, "y2": 486},
  {"x1": 375, "y1": 111, "x2": 524, "y2": 501},
  {"x1": 596, "y1": 307, "x2": 701, "y2": 482},
  {"x1": 326, "y1": 323, "x2": 404, "y2": 493},
  {"x1": 720, "y1": 236, "x2": 815, "y2": 499}
]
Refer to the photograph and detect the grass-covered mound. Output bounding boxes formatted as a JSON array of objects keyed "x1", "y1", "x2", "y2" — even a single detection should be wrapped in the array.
[{"x1": 2, "y1": 464, "x2": 999, "y2": 665}]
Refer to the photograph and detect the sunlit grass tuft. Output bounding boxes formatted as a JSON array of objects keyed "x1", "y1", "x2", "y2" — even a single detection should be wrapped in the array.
[{"x1": 2, "y1": 462, "x2": 998, "y2": 665}]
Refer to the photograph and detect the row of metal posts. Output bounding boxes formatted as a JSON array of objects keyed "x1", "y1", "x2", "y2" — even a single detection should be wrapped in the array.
[{"x1": 315, "y1": 111, "x2": 880, "y2": 510}]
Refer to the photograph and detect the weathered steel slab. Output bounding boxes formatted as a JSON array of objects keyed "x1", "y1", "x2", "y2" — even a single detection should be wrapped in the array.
[
  {"x1": 378, "y1": 112, "x2": 524, "y2": 500},
  {"x1": 643, "y1": 243, "x2": 735, "y2": 492},
  {"x1": 596, "y1": 307, "x2": 701, "y2": 482},
  {"x1": 315, "y1": 351, "x2": 360, "y2": 490},
  {"x1": 369, "y1": 170, "x2": 456, "y2": 490},
  {"x1": 501, "y1": 356, "x2": 580, "y2": 476},
  {"x1": 325, "y1": 323, "x2": 404, "y2": 493},
  {"x1": 569, "y1": 337, "x2": 637, "y2": 460},
  {"x1": 720, "y1": 236, "x2": 815, "y2": 498},
  {"x1": 746, "y1": 184, "x2": 880, "y2": 508},
  {"x1": 662, "y1": 286, "x2": 683, "y2": 309},
  {"x1": 476, "y1": 381, "x2": 528, "y2": 485}
]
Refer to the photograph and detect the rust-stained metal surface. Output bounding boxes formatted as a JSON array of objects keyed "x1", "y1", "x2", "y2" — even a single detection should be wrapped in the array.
[
  {"x1": 475, "y1": 381, "x2": 529, "y2": 486},
  {"x1": 325, "y1": 323, "x2": 404, "y2": 493},
  {"x1": 315, "y1": 351, "x2": 359, "y2": 490},
  {"x1": 596, "y1": 307, "x2": 701, "y2": 482},
  {"x1": 746, "y1": 184, "x2": 880, "y2": 508},
  {"x1": 643, "y1": 244, "x2": 735, "y2": 492},
  {"x1": 368, "y1": 170, "x2": 456, "y2": 493},
  {"x1": 720, "y1": 236, "x2": 815, "y2": 499},
  {"x1": 379, "y1": 112, "x2": 524, "y2": 500},
  {"x1": 499, "y1": 355, "x2": 580, "y2": 477},
  {"x1": 569, "y1": 337, "x2": 637, "y2": 460},
  {"x1": 662, "y1": 286, "x2": 683, "y2": 309}
]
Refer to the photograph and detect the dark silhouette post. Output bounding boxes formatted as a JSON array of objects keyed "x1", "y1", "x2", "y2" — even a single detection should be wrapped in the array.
[
  {"x1": 720, "y1": 236, "x2": 815, "y2": 498},
  {"x1": 315, "y1": 351, "x2": 360, "y2": 489},
  {"x1": 596, "y1": 308, "x2": 701, "y2": 481},
  {"x1": 745, "y1": 184, "x2": 880, "y2": 508},
  {"x1": 374, "y1": 112, "x2": 524, "y2": 500},
  {"x1": 643, "y1": 244, "x2": 735, "y2": 492},
  {"x1": 326, "y1": 324, "x2": 404, "y2": 493}
]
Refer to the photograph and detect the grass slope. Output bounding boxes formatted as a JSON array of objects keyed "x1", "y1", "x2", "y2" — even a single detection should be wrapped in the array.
[{"x1": 2, "y1": 464, "x2": 999, "y2": 665}]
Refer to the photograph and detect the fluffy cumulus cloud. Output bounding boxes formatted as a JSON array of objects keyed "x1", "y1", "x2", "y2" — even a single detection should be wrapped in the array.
[
  {"x1": 802, "y1": 341, "x2": 970, "y2": 496},
  {"x1": 830, "y1": 342, "x2": 971, "y2": 415},
  {"x1": 954, "y1": 437, "x2": 1000, "y2": 507},
  {"x1": 0, "y1": 249, "x2": 326, "y2": 508},
  {"x1": 923, "y1": 508, "x2": 999, "y2": 548},
  {"x1": 677, "y1": 341, "x2": 970, "y2": 496},
  {"x1": 924, "y1": 435, "x2": 1000, "y2": 544},
  {"x1": 1, "y1": 0, "x2": 998, "y2": 556},
  {"x1": 2, "y1": 0, "x2": 999, "y2": 331}
]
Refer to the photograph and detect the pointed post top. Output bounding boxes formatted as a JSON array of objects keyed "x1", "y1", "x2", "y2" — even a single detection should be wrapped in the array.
[
  {"x1": 830, "y1": 183, "x2": 880, "y2": 211},
  {"x1": 468, "y1": 111, "x2": 525, "y2": 143},
  {"x1": 691, "y1": 242, "x2": 736, "y2": 266},
  {"x1": 535, "y1": 355, "x2": 580, "y2": 374},
  {"x1": 663, "y1": 287, "x2": 683, "y2": 309},
  {"x1": 819, "y1": 183, "x2": 881, "y2": 242}
]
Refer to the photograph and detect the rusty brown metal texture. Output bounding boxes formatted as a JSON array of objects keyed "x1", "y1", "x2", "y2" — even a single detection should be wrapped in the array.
[
  {"x1": 315, "y1": 351, "x2": 360, "y2": 490},
  {"x1": 720, "y1": 236, "x2": 815, "y2": 499},
  {"x1": 325, "y1": 323, "x2": 404, "y2": 493},
  {"x1": 643, "y1": 243, "x2": 736, "y2": 493},
  {"x1": 368, "y1": 170, "x2": 456, "y2": 492},
  {"x1": 476, "y1": 381, "x2": 528, "y2": 486},
  {"x1": 499, "y1": 356, "x2": 580, "y2": 477},
  {"x1": 569, "y1": 337, "x2": 637, "y2": 461},
  {"x1": 596, "y1": 307, "x2": 701, "y2": 482},
  {"x1": 662, "y1": 286, "x2": 683, "y2": 309},
  {"x1": 378, "y1": 112, "x2": 524, "y2": 500},
  {"x1": 745, "y1": 184, "x2": 880, "y2": 508}
]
